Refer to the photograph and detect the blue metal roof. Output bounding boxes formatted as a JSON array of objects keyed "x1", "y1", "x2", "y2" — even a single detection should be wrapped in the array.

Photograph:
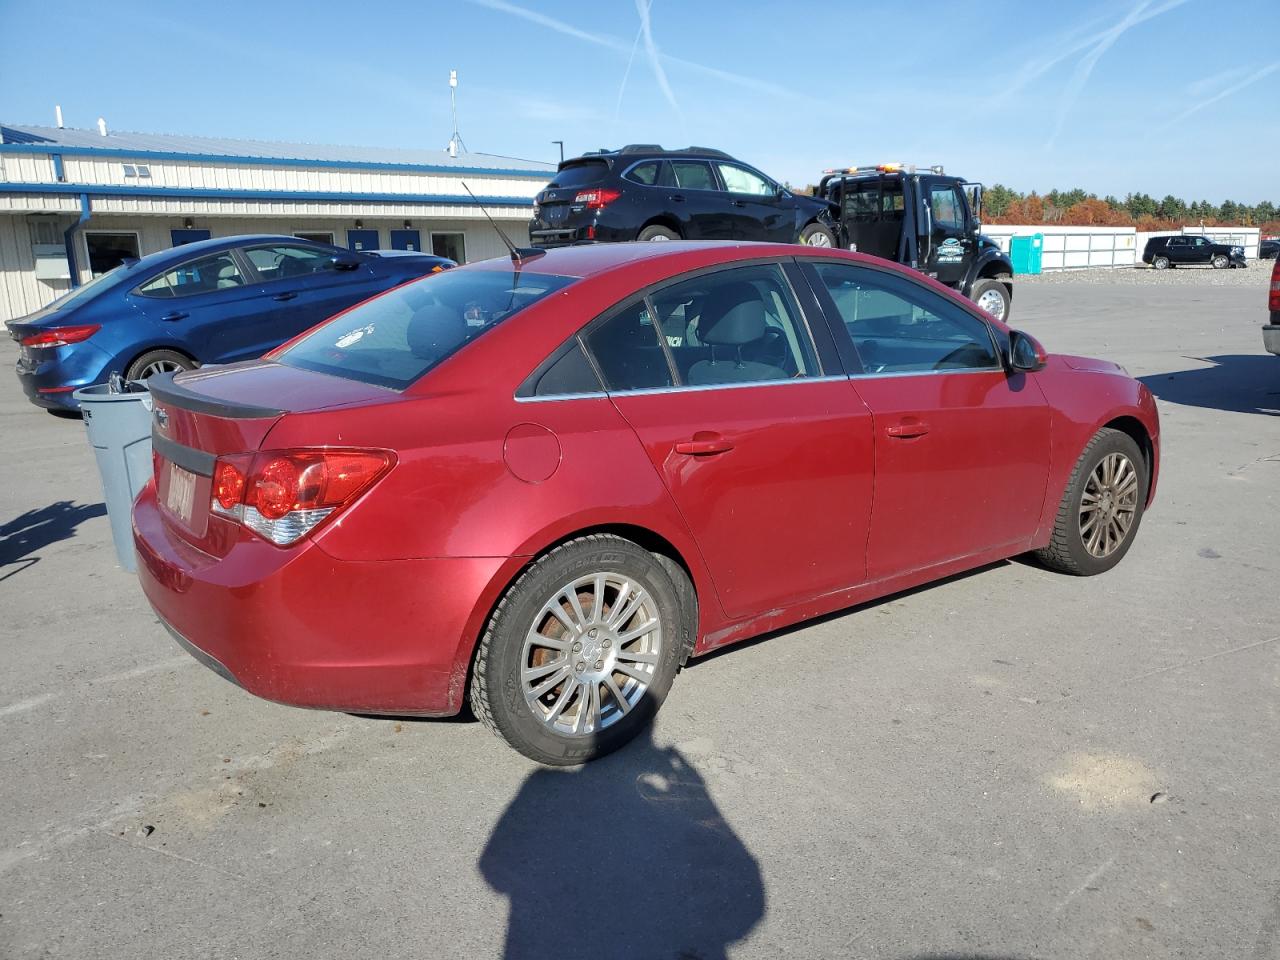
[{"x1": 0, "y1": 123, "x2": 555, "y2": 179}]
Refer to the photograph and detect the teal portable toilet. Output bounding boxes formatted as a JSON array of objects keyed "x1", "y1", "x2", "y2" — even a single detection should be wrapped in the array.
[{"x1": 1010, "y1": 233, "x2": 1043, "y2": 275}]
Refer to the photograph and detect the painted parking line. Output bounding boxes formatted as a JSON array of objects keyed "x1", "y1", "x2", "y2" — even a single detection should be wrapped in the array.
[{"x1": 0, "y1": 655, "x2": 196, "y2": 720}]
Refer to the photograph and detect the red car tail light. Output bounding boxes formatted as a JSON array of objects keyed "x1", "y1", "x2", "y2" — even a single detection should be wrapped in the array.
[
  {"x1": 574, "y1": 189, "x2": 621, "y2": 210},
  {"x1": 209, "y1": 448, "x2": 393, "y2": 545},
  {"x1": 21, "y1": 324, "x2": 101, "y2": 348},
  {"x1": 1270, "y1": 259, "x2": 1280, "y2": 313}
]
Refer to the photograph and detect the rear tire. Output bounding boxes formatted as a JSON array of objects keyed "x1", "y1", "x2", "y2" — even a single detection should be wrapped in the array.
[
  {"x1": 799, "y1": 223, "x2": 835, "y2": 247},
  {"x1": 970, "y1": 278, "x2": 1011, "y2": 323},
  {"x1": 1211, "y1": 254, "x2": 1228, "y2": 269},
  {"x1": 638, "y1": 224, "x2": 680, "y2": 242},
  {"x1": 125, "y1": 349, "x2": 196, "y2": 381},
  {"x1": 470, "y1": 535, "x2": 687, "y2": 765},
  {"x1": 1152, "y1": 256, "x2": 1170, "y2": 270},
  {"x1": 1034, "y1": 428, "x2": 1147, "y2": 576}
]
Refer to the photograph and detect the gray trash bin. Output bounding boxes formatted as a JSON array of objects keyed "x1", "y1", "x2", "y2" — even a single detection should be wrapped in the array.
[{"x1": 73, "y1": 382, "x2": 154, "y2": 571}]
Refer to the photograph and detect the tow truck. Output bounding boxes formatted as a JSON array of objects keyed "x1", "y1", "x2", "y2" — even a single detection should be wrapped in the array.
[{"x1": 817, "y1": 163, "x2": 1015, "y2": 321}]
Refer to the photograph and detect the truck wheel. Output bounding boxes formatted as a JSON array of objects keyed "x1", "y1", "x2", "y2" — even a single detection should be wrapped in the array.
[
  {"x1": 1211, "y1": 254, "x2": 1228, "y2": 269},
  {"x1": 799, "y1": 223, "x2": 835, "y2": 247},
  {"x1": 638, "y1": 224, "x2": 679, "y2": 241},
  {"x1": 970, "y1": 279, "x2": 1010, "y2": 322},
  {"x1": 1153, "y1": 256, "x2": 1170, "y2": 270}
]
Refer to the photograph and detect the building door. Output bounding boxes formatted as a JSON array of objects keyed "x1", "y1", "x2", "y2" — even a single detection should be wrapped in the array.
[
  {"x1": 390, "y1": 229, "x2": 421, "y2": 252},
  {"x1": 170, "y1": 229, "x2": 211, "y2": 246},
  {"x1": 347, "y1": 229, "x2": 380, "y2": 252},
  {"x1": 431, "y1": 232, "x2": 466, "y2": 263},
  {"x1": 84, "y1": 232, "x2": 140, "y2": 276}
]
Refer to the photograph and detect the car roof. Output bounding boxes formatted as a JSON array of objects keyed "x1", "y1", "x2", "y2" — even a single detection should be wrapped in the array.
[{"x1": 117, "y1": 234, "x2": 335, "y2": 273}]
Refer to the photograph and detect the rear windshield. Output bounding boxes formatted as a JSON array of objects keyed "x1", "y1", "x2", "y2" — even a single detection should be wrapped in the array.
[
  {"x1": 549, "y1": 160, "x2": 609, "y2": 189},
  {"x1": 276, "y1": 267, "x2": 576, "y2": 390}
]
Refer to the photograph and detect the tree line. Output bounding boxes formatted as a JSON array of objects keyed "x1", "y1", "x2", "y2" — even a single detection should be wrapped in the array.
[{"x1": 983, "y1": 185, "x2": 1279, "y2": 233}]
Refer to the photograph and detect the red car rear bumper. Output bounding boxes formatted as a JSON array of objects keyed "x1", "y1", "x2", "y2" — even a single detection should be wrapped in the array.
[{"x1": 132, "y1": 482, "x2": 512, "y2": 716}]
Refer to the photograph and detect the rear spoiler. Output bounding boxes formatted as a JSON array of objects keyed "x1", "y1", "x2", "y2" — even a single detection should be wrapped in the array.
[{"x1": 147, "y1": 371, "x2": 283, "y2": 419}]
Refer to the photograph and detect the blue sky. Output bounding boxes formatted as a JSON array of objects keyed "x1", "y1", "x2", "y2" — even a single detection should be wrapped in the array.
[{"x1": 1, "y1": 0, "x2": 1277, "y2": 202}]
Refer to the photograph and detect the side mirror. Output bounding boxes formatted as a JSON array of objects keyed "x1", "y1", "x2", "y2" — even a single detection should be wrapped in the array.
[
  {"x1": 1008, "y1": 329, "x2": 1047, "y2": 373},
  {"x1": 330, "y1": 253, "x2": 362, "y2": 271}
]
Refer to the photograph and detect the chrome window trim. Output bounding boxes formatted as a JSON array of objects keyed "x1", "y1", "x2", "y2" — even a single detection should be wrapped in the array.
[
  {"x1": 515, "y1": 391, "x2": 609, "y2": 404},
  {"x1": 849, "y1": 365, "x2": 1003, "y2": 381}
]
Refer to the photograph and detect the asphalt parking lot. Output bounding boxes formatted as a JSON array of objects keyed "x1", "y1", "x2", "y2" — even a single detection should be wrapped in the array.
[{"x1": 2, "y1": 268, "x2": 1277, "y2": 960}]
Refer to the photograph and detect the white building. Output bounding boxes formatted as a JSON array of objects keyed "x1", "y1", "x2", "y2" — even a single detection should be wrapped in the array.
[{"x1": 0, "y1": 122, "x2": 554, "y2": 323}]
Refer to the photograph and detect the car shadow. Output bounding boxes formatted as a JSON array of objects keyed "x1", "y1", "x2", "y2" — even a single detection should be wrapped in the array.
[
  {"x1": 1139, "y1": 354, "x2": 1280, "y2": 416},
  {"x1": 0, "y1": 500, "x2": 107, "y2": 581},
  {"x1": 478, "y1": 723, "x2": 766, "y2": 960}
]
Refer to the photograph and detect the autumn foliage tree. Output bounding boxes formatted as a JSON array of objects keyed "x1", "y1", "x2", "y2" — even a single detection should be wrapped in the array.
[{"x1": 983, "y1": 185, "x2": 1277, "y2": 232}]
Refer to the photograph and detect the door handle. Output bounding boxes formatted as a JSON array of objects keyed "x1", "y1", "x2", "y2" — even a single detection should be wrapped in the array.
[
  {"x1": 668, "y1": 194, "x2": 686, "y2": 203},
  {"x1": 730, "y1": 200, "x2": 746, "y2": 208},
  {"x1": 272, "y1": 291, "x2": 298, "y2": 301},
  {"x1": 886, "y1": 419, "x2": 931, "y2": 439},
  {"x1": 160, "y1": 311, "x2": 188, "y2": 322},
  {"x1": 674, "y1": 433, "x2": 734, "y2": 456}
]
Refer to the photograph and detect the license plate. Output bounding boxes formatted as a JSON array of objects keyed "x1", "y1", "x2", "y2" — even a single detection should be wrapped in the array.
[{"x1": 166, "y1": 464, "x2": 197, "y2": 523}]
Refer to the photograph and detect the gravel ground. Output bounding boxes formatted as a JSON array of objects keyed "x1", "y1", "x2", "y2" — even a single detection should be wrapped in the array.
[{"x1": 1021, "y1": 262, "x2": 1274, "y2": 286}]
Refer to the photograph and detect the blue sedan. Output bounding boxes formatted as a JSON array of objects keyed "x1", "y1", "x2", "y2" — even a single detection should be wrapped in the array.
[{"x1": 5, "y1": 235, "x2": 453, "y2": 411}]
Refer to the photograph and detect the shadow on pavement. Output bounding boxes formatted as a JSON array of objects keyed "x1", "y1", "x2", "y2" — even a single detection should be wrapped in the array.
[
  {"x1": 479, "y1": 724, "x2": 765, "y2": 960},
  {"x1": 1140, "y1": 354, "x2": 1280, "y2": 416},
  {"x1": 0, "y1": 500, "x2": 106, "y2": 580}
]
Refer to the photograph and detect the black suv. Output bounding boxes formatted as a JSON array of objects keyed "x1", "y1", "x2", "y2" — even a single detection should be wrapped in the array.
[
  {"x1": 1142, "y1": 234, "x2": 1246, "y2": 269},
  {"x1": 529, "y1": 145, "x2": 836, "y2": 248}
]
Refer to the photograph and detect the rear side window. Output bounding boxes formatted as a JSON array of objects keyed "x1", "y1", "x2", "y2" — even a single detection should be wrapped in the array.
[
  {"x1": 136, "y1": 252, "x2": 244, "y2": 299},
  {"x1": 549, "y1": 160, "x2": 609, "y2": 189},
  {"x1": 584, "y1": 300, "x2": 674, "y2": 392},
  {"x1": 625, "y1": 161, "x2": 660, "y2": 185},
  {"x1": 671, "y1": 161, "x2": 717, "y2": 191},
  {"x1": 276, "y1": 268, "x2": 576, "y2": 390}
]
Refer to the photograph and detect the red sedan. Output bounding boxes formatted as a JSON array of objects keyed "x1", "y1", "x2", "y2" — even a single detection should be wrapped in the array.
[{"x1": 133, "y1": 241, "x2": 1160, "y2": 764}]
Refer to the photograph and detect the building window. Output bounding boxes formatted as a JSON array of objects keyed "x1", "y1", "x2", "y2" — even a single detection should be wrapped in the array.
[
  {"x1": 84, "y1": 232, "x2": 140, "y2": 277},
  {"x1": 431, "y1": 232, "x2": 466, "y2": 264},
  {"x1": 294, "y1": 232, "x2": 335, "y2": 246}
]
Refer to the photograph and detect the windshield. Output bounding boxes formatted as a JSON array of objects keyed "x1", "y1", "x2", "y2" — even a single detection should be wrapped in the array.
[{"x1": 276, "y1": 267, "x2": 577, "y2": 389}]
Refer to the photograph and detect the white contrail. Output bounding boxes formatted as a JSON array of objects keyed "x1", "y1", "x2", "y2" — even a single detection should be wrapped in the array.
[
  {"x1": 466, "y1": 0, "x2": 795, "y2": 100},
  {"x1": 1046, "y1": 0, "x2": 1156, "y2": 148},
  {"x1": 635, "y1": 0, "x2": 681, "y2": 120},
  {"x1": 1004, "y1": 0, "x2": 1189, "y2": 102},
  {"x1": 1167, "y1": 60, "x2": 1280, "y2": 125},
  {"x1": 615, "y1": 17, "x2": 646, "y2": 121}
]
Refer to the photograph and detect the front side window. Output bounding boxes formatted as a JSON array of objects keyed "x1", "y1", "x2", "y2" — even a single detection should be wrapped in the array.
[
  {"x1": 716, "y1": 163, "x2": 772, "y2": 196},
  {"x1": 276, "y1": 267, "x2": 575, "y2": 390},
  {"x1": 930, "y1": 186, "x2": 965, "y2": 230},
  {"x1": 137, "y1": 252, "x2": 244, "y2": 299},
  {"x1": 583, "y1": 264, "x2": 818, "y2": 391},
  {"x1": 670, "y1": 161, "x2": 717, "y2": 191},
  {"x1": 245, "y1": 244, "x2": 334, "y2": 281},
  {"x1": 809, "y1": 263, "x2": 999, "y2": 374}
]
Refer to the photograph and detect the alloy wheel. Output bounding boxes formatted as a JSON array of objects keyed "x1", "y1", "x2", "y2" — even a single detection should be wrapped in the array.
[
  {"x1": 805, "y1": 232, "x2": 832, "y2": 248},
  {"x1": 1079, "y1": 452, "x2": 1139, "y2": 558},
  {"x1": 520, "y1": 572, "x2": 663, "y2": 737},
  {"x1": 140, "y1": 359, "x2": 186, "y2": 378}
]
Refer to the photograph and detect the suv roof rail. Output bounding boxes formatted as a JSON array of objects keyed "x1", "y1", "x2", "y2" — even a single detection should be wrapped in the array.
[{"x1": 617, "y1": 143, "x2": 665, "y2": 154}]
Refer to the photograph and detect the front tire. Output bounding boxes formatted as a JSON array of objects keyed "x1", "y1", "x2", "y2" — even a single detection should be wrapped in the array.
[
  {"x1": 1034, "y1": 428, "x2": 1147, "y2": 576},
  {"x1": 1152, "y1": 256, "x2": 1170, "y2": 270},
  {"x1": 638, "y1": 224, "x2": 680, "y2": 242},
  {"x1": 799, "y1": 223, "x2": 835, "y2": 247},
  {"x1": 470, "y1": 535, "x2": 687, "y2": 765},
  {"x1": 970, "y1": 278, "x2": 1011, "y2": 323},
  {"x1": 1211, "y1": 254, "x2": 1228, "y2": 269},
  {"x1": 125, "y1": 349, "x2": 196, "y2": 381}
]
